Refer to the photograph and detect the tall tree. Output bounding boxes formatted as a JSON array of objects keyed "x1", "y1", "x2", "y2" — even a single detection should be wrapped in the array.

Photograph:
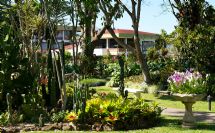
[
  {"x1": 73, "y1": 0, "x2": 111, "y2": 75},
  {"x1": 99, "y1": 0, "x2": 152, "y2": 84},
  {"x1": 168, "y1": 0, "x2": 215, "y2": 29},
  {"x1": 167, "y1": 0, "x2": 215, "y2": 72}
]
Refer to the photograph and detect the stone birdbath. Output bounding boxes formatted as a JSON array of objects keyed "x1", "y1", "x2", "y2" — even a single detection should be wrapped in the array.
[{"x1": 172, "y1": 93, "x2": 205, "y2": 128}]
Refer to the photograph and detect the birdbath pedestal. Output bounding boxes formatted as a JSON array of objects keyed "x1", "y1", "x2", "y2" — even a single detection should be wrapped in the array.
[{"x1": 172, "y1": 94, "x2": 205, "y2": 128}]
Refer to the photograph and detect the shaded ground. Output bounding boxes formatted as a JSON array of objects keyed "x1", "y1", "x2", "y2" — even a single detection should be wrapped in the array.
[{"x1": 162, "y1": 108, "x2": 215, "y2": 123}]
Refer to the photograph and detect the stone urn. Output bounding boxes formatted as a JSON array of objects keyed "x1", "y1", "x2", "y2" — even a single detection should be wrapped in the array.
[{"x1": 172, "y1": 93, "x2": 205, "y2": 128}]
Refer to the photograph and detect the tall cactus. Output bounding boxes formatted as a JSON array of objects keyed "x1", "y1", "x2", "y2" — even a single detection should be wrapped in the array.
[
  {"x1": 47, "y1": 39, "x2": 53, "y2": 107},
  {"x1": 6, "y1": 93, "x2": 12, "y2": 125},
  {"x1": 72, "y1": 75, "x2": 90, "y2": 113}
]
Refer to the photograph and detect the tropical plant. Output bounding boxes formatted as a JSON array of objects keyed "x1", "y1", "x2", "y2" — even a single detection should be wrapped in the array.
[
  {"x1": 76, "y1": 97, "x2": 162, "y2": 130},
  {"x1": 65, "y1": 111, "x2": 78, "y2": 122}
]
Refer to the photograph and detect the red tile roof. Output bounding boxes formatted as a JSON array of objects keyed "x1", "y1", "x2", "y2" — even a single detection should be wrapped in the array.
[{"x1": 104, "y1": 29, "x2": 157, "y2": 35}]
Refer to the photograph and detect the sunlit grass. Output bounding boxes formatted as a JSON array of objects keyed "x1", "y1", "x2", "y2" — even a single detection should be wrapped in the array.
[
  {"x1": 90, "y1": 86, "x2": 215, "y2": 112},
  {"x1": 141, "y1": 93, "x2": 215, "y2": 112}
]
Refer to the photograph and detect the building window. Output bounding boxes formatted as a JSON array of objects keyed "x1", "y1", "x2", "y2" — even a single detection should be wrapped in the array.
[
  {"x1": 95, "y1": 39, "x2": 106, "y2": 48},
  {"x1": 142, "y1": 41, "x2": 155, "y2": 53},
  {"x1": 127, "y1": 38, "x2": 135, "y2": 47},
  {"x1": 142, "y1": 41, "x2": 154, "y2": 49},
  {"x1": 109, "y1": 39, "x2": 123, "y2": 48}
]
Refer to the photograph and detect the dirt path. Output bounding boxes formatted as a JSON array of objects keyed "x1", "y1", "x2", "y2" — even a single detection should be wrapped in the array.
[{"x1": 162, "y1": 108, "x2": 215, "y2": 123}]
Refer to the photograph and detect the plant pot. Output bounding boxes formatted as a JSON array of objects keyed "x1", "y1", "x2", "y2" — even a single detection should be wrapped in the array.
[{"x1": 172, "y1": 93, "x2": 205, "y2": 128}]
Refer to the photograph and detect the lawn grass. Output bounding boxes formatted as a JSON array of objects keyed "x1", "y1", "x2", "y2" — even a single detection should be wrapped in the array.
[
  {"x1": 80, "y1": 78, "x2": 107, "y2": 86},
  {"x1": 26, "y1": 116, "x2": 215, "y2": 133},
  {"x1": 90, "y1": 86, "x2": 215, "y2": 112},
  {"x1": 141, "y1": 93, "x2": 215, "y2": 112},
  {"x1": 90, "y1": 86, "x2": 114, "y2": 93}
]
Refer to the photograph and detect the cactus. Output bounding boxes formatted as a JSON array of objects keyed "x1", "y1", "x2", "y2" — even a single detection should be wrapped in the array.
[
  {"x1": 6, "y1": 93, "x2": 12, "y2": 125},
  {"x1": 72, "y1": 75, "x2": 90, "y2": 114},
  {"x1": 118, "y1": 56, "x2": 125, "y2": 97}
]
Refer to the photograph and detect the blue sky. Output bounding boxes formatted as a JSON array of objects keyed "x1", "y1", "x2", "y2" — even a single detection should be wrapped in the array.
[{"x1": 97, "y1": 0, "x2": 215, "y2": 34}]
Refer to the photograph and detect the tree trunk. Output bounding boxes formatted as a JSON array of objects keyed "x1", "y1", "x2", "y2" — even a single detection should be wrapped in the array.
[{"x1": 133, "y1": 26, "x2": 152, "y2": 84}]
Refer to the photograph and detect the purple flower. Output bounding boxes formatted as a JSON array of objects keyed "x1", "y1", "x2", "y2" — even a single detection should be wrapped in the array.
[
  {"x1": 168, "y1": 69, "x2": 207, "y2": 94},
  {"x1": 168, "y1": 69, "x2": 204, "y2": 86}
]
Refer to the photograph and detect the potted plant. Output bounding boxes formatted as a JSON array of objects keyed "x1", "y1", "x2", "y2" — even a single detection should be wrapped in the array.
[{"x1": 167, "y1": 70, "x2": 208, "y2": 128}]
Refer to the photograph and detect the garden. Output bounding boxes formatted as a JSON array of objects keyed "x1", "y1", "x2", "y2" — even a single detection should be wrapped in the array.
[{"x1": 0, "y1": 0, "x2": 215, "y2": 133}]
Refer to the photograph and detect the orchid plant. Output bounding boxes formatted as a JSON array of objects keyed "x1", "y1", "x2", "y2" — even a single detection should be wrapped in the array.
[{"x1": 167, "y1": 70, "x2": 208, "y2": 94}]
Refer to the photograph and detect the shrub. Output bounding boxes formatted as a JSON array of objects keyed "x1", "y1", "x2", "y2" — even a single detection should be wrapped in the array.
[
  {"x1": 74, "y1": 97, "x2": 162, "y2": 130},
  {"x1": 51, "y1": 111, "x2": 67, "y2": 123},
  {"x1": 80, "y1": 78, "x2": 106, "y2": 87},
  {"x1": 126, "y1": 63, "x2": 142, "y2": 76},
  {"x1": 20, "y1": 94, "x2": 47, "y2": 123},
  {"x1": 105, "y1": 62, "x2": 142, "y2": 87},
  {"x1": 65, "y1": 64, "x2": 80, "y2": 74}
]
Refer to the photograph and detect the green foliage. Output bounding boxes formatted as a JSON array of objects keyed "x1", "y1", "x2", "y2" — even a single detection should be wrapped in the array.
[
  {"x1": 0, "y1": 3, "x2": 38, "y2": 111},
  {"x1": 0, "y1": 111, "x2": 23, "y2": 126},
  {"x1": 169, "y1": 0, "x2": 215, "y2": 29},
  {"x1": 105, "y1": 60, "x2": 142, "y2": 87},
  {"x1": 20, "y1": 94, "x2": 47, "y2": 123},
  {"x1": 51, "y1": 111, "x2": 67, "y2": 123},
  {"x1": 64, "y1": 52, "x2": 81, "y2": 73},
  {"x1": 105, "y1": 63, "x2": 120, "y2": 87},
  {"x1": 65, "y1": 64, "x2": 80, "y2": 74},
  {"x1": 147, "y1": 46, "x2": 175, "y2": 87},
  {"x1": 64, "y1": 51, "x2": 72, "y2": 65},
  {"x1": 126, "y1": 63, "x2": 142, "y2": 76},
  {"x1": 77, "y1": 97, "x2": 162, "y2": 130},
  {"x1": 80, "y1": 78, "x2": 107, "y2": 87},
  {"x1": 80, "y1": 54, "x2": 97, "y2": 76},
  {"x1": 169, "y1": 0, "x2": 215, "y2": 74},
  {"x1": 0, "y1": 112, "x2": 8, "y2": 126},
  {"x1": 172, "y1": 26, "x2": 215, "y2": 73}
]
